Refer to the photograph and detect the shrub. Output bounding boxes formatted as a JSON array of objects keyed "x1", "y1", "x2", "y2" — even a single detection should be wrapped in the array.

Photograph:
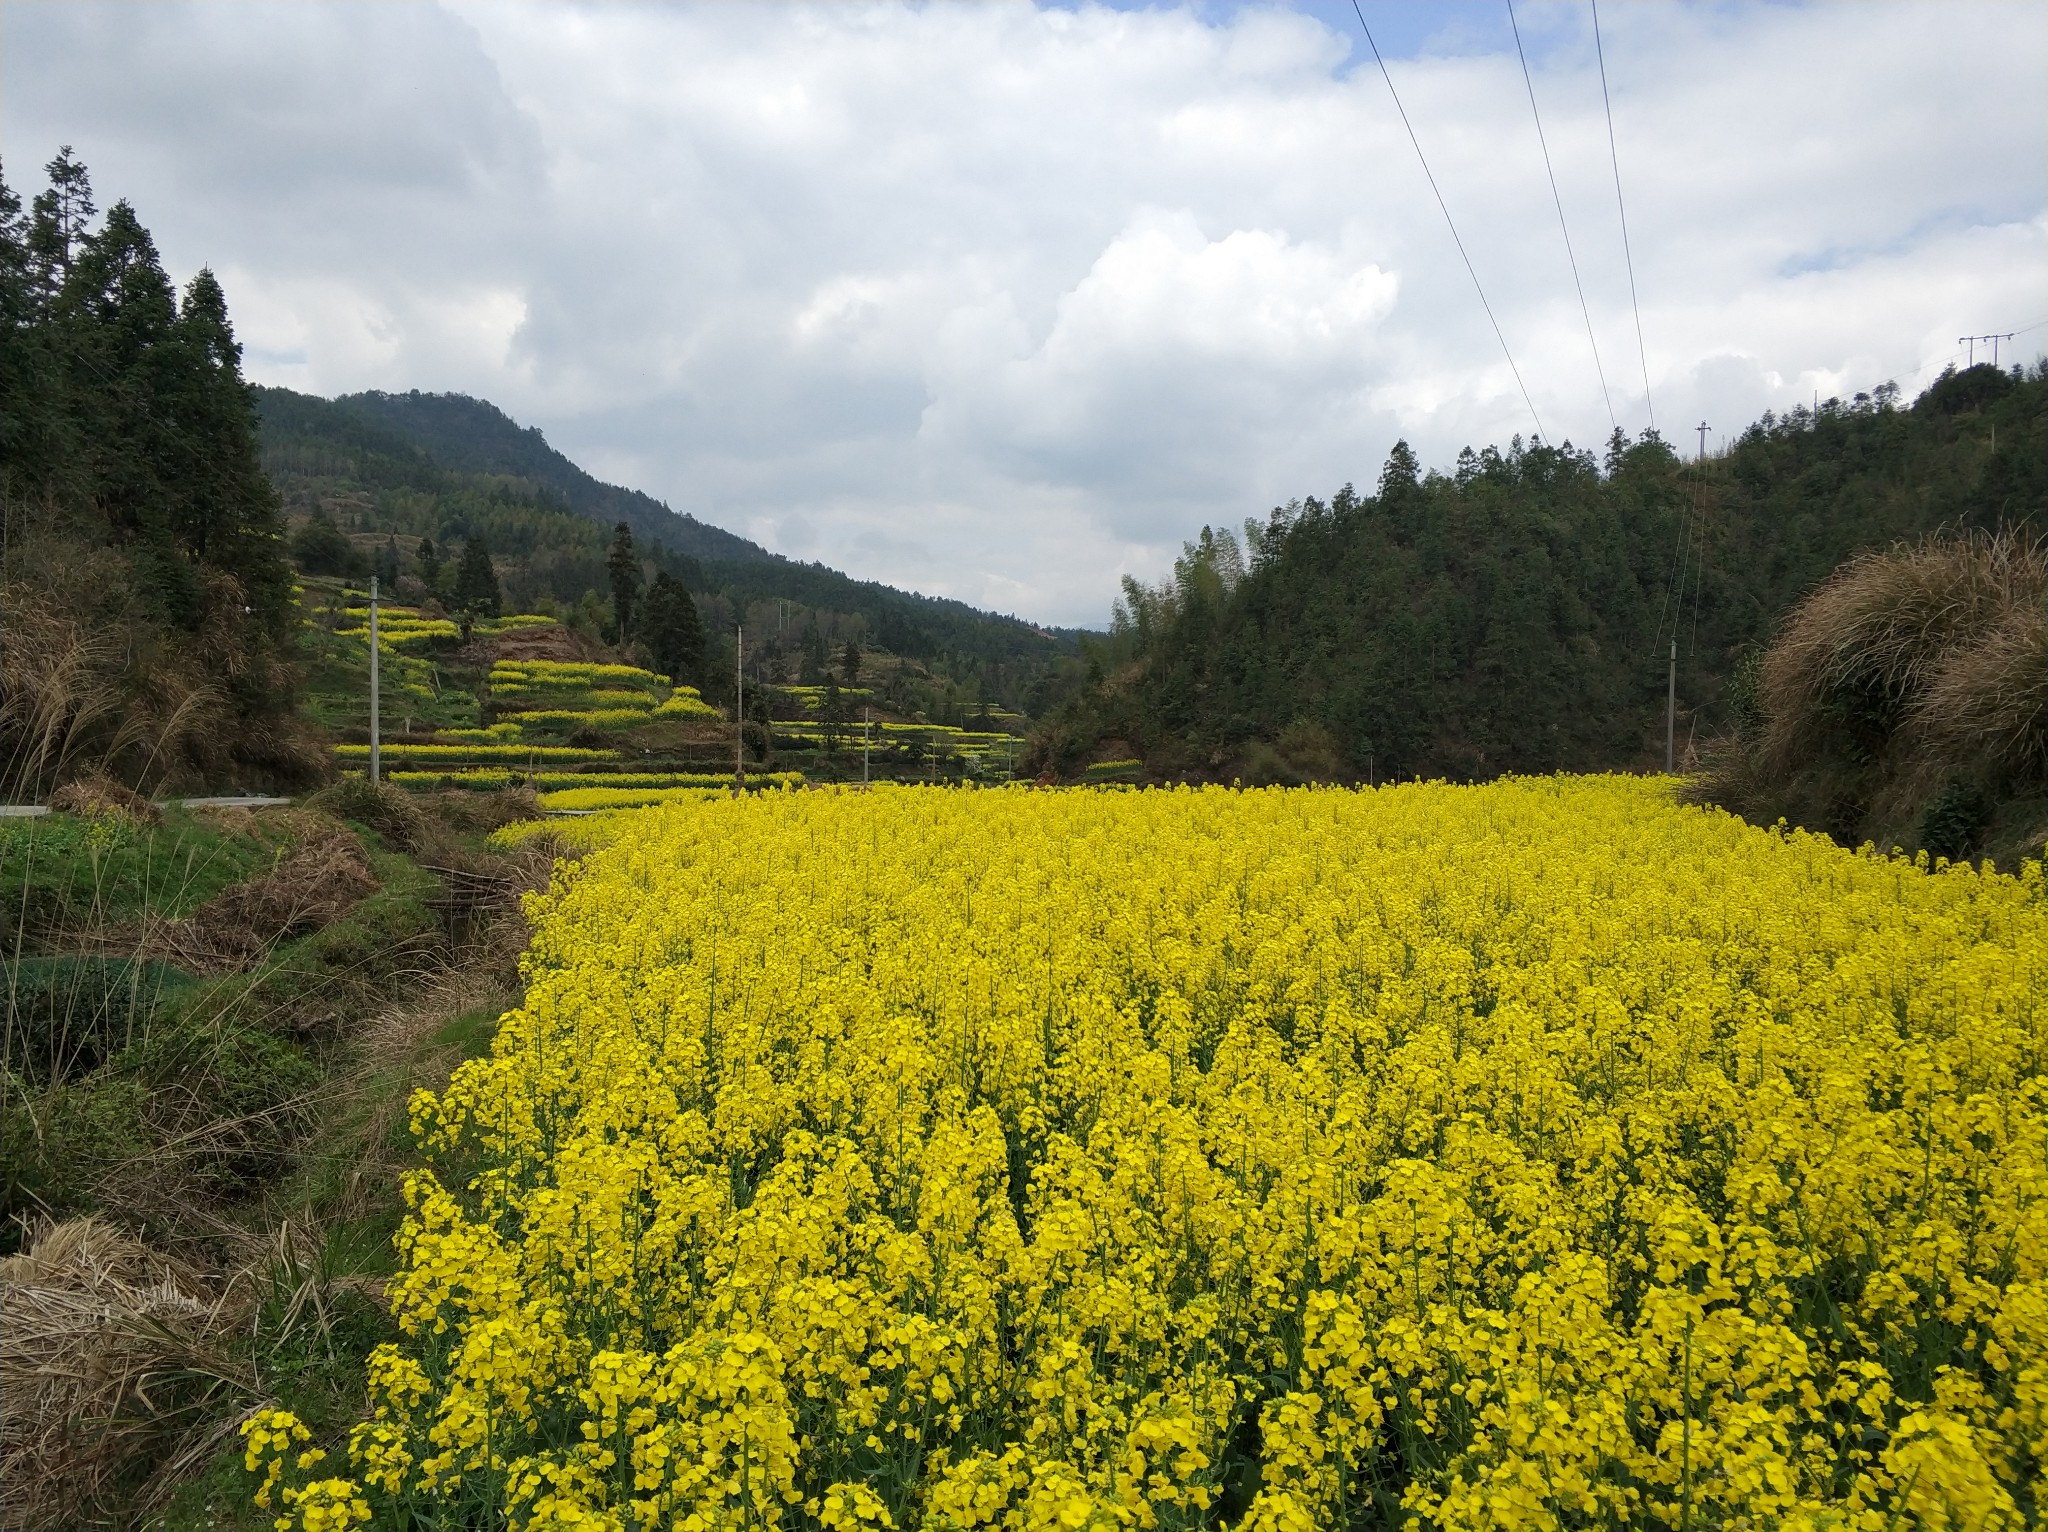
[
  {"x1": 304, "y1": 778, "x2": 429, "y2": 855},
  {"x1": 1696, "y1": 532, "x2": 2048, "y2": 861},
  {"x1": 1918, "y1": 778, "x2": 1994, "y2": 864}
]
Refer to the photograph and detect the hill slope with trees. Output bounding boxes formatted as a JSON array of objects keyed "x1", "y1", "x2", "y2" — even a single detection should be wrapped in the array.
[
  {"x1": 277, "y1": 387, "x2": 769, "y2": 568},
  {"x1": 256, "y1": 386, "x2": 1075, "y2": 714},
  {"x1": 1031, "y1": 363, "x2": 2046, "y2": 787},
  {"x1": 1, "y1": 149, "x2": 312, "y2": 795}
]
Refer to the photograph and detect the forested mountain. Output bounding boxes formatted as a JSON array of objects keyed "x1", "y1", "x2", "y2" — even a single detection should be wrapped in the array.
[
  {"x1": 0, "y1": 149, "x2": 310, "y2": 793},
  {"x1": 1031, "y1": 363, "x2": 2047, "y2": 783},
  {"x1": 315, "y1": 388, "x2": 770, "y2": 567},
  {"x1": 256, "y1": 386, "x2": 1076, "y2": 712}
]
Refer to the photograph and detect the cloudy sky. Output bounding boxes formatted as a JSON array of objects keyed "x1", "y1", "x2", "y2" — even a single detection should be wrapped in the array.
[{"x1": 5, "y1": 1, "x2": 2044, "y2": 625}]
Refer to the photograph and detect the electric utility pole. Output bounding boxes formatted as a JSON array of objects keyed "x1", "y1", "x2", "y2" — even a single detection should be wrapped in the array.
[
  {"x1": 1665, "y1": 638, "x2": 1676, "y2": 776},
  {"x1": 369, "y1": 577, "x2": 381, "y2": 785},
  {"x1": 734, "y1": 625, "x2": 745, "y2": 795},
  {"x1": 1959, "y1": 332, "x2": 2016, "y2": 368},
  {"x1": 862, "y1": 707, "x2": 870, "y2": 786}
]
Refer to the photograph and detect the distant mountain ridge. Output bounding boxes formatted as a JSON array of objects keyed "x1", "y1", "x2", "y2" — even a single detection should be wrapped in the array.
[
  {"x1": 254, "y1": 385, "x2": 1075, "y2": 715},
  {"x1": 333, "y1": 389, "x2": 773, "y2": 568}
]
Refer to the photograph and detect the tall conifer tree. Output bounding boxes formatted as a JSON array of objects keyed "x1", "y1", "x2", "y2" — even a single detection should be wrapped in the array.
[
  {"x1": 454, "y1": 536, "x2": 501, "y2": 617},
  {"x1": 643, "y1": 571, "x2": 703, "y2": 684},
  {"x1": 607, "y1": 521, "x2": 641, "y2": 639}
]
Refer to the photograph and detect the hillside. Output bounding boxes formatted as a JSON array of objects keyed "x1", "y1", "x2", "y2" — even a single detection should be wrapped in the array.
[
  {"x1": 256, "y1": 386, "x2": 1076, "y2": 717},
  {"x1": 321, "y1": 388, "x2": 769, "y2": 567},
  {"x1": 0, "y1": 150, "x2": 313, "y2": 796},
  {"x1": 1030, "y1": 362, "x2": 2047, "y2": 785}
]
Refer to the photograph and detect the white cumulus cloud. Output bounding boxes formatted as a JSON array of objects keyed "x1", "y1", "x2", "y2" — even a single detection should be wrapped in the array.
[{"x1": 4, "y1": 0, "x2": 2042, "y2": 624}]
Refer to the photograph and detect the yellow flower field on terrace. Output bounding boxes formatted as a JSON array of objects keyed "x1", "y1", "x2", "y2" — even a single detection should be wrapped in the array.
[{"x1": 246, "y1": 778, "x2": 2048, "y2": 1530}]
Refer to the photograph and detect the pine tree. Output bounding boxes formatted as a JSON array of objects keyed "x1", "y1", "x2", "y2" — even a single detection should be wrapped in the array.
[
  {"x1": 60, "y1": 199, "x2": 202, "y2": 624},
  {"x1": 453, "y1": 536, "x2": 501, "y2": 617},
  {"x1": 802, "y1": 617, "x2": 827, "y2": 683},
  {"x1": 0, "y1": 156, "x2": 62, "y2": 501},
  {"x1": 166, "y1": 267, "x2": 293, "y2": 640},
  {"x1": 643, "y1": 570, "x2": 703, "y2": 684},
  {"x1": 607, "y1": 521, "x2": 642, "y2": 640},
  {"x1": 417, "y1": 536, "x2": 441, "y2": 588},
  {"x1": 841, "y1": 639, "x2": 862, "y2": 684},
  {"x1": 26, "y1": 145, "x2": 93, "y2": 302}
]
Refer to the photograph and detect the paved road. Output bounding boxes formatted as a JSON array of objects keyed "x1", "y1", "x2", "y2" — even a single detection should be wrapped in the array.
[{"x1": 0, "y1": 796, "x2": 293, "y2": 817}]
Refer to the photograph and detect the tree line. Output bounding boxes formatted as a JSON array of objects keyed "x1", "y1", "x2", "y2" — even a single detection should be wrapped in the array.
[
  {"x1": 1031, "y1": 362, "x2": 2046, "y2": 784},
  {"x1": 1, "y1": 149, "x2": 306, "y2": 791}
]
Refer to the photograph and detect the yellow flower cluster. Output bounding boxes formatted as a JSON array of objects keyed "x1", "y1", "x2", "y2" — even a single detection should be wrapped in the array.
[
  {"x1": 337, "y1": 612, "x2": 464, "y2": 652},
  {"x1": 653, "y1": 689, "x2": 721, "y2": 720},
  {"x1": 482, "y1": 660, "x2": 719, "y2": 737},
  {"x1": 242, "y1": 1410, "x2": 372, "y2": 1530},
  {"x1": 259, "y1": 779, "x2": 2048, "y2": 1529},
  {"x1": 539, "y1": 776, "x2": 806, "y2": 811},
  {"x1": 389, "y1": 769, "x2": 793, "y2": 792},
  {"x1": 332, "y1": 743, "x2": 619, "y2": 763}
]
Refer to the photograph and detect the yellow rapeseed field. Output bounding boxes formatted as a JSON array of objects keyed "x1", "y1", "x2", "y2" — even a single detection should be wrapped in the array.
[{"x1": 246, "y1": 778, "x2": 2048, "y2": 1531}]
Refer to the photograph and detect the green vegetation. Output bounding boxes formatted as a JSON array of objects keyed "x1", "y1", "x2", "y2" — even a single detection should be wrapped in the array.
[
  {"x1": 1030, "y1": 363, "x2": 2046, "y2": 787},
  {"x1": 0, "y1": 803, "x2": 274, "y2": 934},
  {"x1": 255, "y1": 383, "x2": 1075, "y2": 716},
  {"x1": 0, "y1": 149, "x2": 314, "y2": 797},
  {"x1": 1, "y1": 785, "x2": 552, "y2": 1530}
]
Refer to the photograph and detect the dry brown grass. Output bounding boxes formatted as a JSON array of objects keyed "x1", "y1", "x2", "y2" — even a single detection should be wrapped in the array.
[
  {"x1": 1913, "y1": 595, "x2": 2048, "y2": 787},
  {"x1": 1756, "y1": 531, "x2": 2042, "y2": 775},
  {"x1": 46, "y1": 772, "x2": 163, "y2": 828},
  {"x1": 302, "y1": 777, "x2": 431, "y2": 855},
  {"x1": 0, "y1": 1218, "x2": 252, "y2": 1531},
  {"x1": 0, "y1": 574, "x2": 224, "y2": 803},
  {"x1": 143, "y1": 815, "x2": 378, "y2": 973},
  {"x1": 0, "y1": 530, "x2": 328, "y2": 801},
  {"x1": 426, "y1": 786, "x2": 543, "y2": 835},
  {"x1": 1694, "y1": 530, "x2": 2047, "y2": 858}
]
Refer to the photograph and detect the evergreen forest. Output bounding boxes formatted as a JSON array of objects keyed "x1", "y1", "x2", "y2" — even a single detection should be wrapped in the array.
[
  {"x1": 1030, "y1": 363, "x2": 2047, "y2": 785},
  {"x1": 0, "y1": 149, "x2": 307, "y2": 794}
]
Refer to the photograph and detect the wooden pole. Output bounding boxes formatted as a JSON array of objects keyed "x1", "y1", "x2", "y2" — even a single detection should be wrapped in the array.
[
  {"x1": 1666, "y1": 638, "x2": 1676, "y2": 775},
  {"x1": 369, "y1": 577, "x2": 381, "y2": 785}
]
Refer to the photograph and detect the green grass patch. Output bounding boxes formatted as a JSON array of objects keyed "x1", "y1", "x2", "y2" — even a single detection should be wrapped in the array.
[
  {"x1": 0, "y1": 804, "x2": 276, "y2": 933},
  {"x1": 296, "y1": 621, "x2": 481, "y2": 734}
]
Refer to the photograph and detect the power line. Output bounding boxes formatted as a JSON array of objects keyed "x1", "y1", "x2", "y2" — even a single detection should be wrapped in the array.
[
  {"x1": 1591, "y1": 0, "x2": 1655, "y2": 435},
  {"x1": 1653, "y1": 465, "x2": 1695, "y2": 656},
  {"x1": 1878, "y1": 318, "x2": 2045, "y2": 391},
  {"x1": 1686, "y1": 422, "x2": 1712, "y2": 655},
  {"x1": 1508, "y1": 0, "x2": 1615, "y2": 437},
  {"x1": 1349, "y1": 0, "x2": 1547, "y2": 444}
]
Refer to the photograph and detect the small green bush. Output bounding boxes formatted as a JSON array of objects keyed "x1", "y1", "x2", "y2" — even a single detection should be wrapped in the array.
[
  {"x1": 0, "y1": 1073, "x2": 152, "y2": 1213},
  {"x1": 1919, "y1": 779, "x2": 1993, "y2": 864},
  {"x1": 2, "y1": 956, "x2": 196, "y2": 1084}
]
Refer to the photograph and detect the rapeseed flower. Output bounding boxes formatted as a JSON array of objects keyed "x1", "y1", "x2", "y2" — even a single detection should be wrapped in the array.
[{"x1": 253, "y1": 778, "x2": 2047, "y2": 1529}]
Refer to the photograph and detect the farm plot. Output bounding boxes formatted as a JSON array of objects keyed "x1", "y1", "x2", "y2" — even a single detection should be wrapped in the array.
[{"x1": 248, "y1": 778, "x2": 2048, "y2": 1530}]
